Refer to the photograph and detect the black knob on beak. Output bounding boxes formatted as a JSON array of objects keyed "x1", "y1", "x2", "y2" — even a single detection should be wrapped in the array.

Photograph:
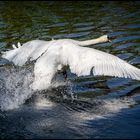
[{"x1": 107, "y1": 35, "x2": 116, "y2": 42}]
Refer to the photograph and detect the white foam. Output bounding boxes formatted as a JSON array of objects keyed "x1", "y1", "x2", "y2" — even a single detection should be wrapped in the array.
[
  {"x1": 73, "y1": 97, "x2": 136, "y2": 121},
  {"x1": 35, "y1": 95, "x2": 56, "y2": 109},
  {"x1": 103, "y1": 97, "x2": 136, "y2": 113}
]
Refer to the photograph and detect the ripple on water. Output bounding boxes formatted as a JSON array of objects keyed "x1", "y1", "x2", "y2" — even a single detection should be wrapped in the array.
[{"x1": 129, "y1": 56, "x2": 140, "y2": 65}]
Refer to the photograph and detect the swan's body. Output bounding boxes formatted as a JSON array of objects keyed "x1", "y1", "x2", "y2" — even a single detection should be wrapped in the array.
[{"x1": 1, "y1": 35, "x2": 140, "y2": 91}]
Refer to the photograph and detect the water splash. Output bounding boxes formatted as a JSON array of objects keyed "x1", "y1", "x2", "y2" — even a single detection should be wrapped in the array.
[
  {"x1": 0, "y1": 65, "x2": 70, "y2": 111},
  {"x1": 0, "y1": 66, "x2": 34, "y2": 111}
]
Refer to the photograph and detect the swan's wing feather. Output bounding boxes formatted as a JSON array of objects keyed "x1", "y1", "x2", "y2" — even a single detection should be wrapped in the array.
[
  {"x1": 2, "y1": 40, "x2": 51, "y2": 66},
  {"x1": 62, "y1": 44, "x2": 140, "y2": 80},
  {"x1": 12, "y1": 44, "x2": 17, "y2": 49},
  {"x1": 17, "y1": 42, "x2": 21, "y2": 48}
]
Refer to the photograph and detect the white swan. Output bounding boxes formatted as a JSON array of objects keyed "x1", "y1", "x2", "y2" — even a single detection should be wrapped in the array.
[{"x1": 1, "y1": 35, "x2": 140, "y2": 91}]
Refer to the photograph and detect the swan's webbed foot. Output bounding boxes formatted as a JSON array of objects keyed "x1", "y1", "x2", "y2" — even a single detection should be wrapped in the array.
[{"x1": 62, "y1": 70, "x2": 67, "y2": 81}]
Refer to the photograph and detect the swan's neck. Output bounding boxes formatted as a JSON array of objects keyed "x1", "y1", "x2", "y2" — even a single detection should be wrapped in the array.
[{"x1": 77, "y1": 35, "x2": 109, "y2": 46}]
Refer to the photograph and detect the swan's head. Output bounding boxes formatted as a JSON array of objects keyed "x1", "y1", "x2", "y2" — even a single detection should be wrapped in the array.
[
  {"x1": 97, "y1": 35, "x2": 111, "y2": 43},
  {"x1": 98, "y1": 35, "x2": 114, "y2": 43},
  {"x1": 107, "y1": 35, "x2": 116, "y2": 42}
]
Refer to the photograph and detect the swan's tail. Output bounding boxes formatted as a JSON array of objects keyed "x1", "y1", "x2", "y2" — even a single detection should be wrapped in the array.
[{"x1": 75, "y1": 35, "x2": 110, "y2": 46}]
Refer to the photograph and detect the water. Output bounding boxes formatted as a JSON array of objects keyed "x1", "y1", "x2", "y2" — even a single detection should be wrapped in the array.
[{"x1": 0, "y1": 1, "x2": 140, "y2": 139}]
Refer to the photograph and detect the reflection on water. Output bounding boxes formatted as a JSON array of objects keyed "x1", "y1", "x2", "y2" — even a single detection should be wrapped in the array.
[{"x1": 0, "y1": 1, "x2": 140, "y2": 139}]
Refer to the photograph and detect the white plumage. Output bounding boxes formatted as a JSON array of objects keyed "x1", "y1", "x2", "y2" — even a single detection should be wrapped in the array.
[{"x1": 1, "y1": 35, "x2": 140, "y2": 91}]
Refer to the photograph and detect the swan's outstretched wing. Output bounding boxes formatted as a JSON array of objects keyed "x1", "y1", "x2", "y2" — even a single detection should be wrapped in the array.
[
  {"x1": 1, "y1": 40, "x2": 54, "y2": 66},
  {"x1": 61, "y1": 43, "x2": 140, "y2": 80},
  {"x1": 1, "y1": 35, "x2": 109, "y2": 66}
]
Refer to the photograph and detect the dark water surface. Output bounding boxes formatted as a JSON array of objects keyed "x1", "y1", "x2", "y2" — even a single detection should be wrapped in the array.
[{"x1": 0, "y1": 1, "x2": 140, "y2": 139}]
